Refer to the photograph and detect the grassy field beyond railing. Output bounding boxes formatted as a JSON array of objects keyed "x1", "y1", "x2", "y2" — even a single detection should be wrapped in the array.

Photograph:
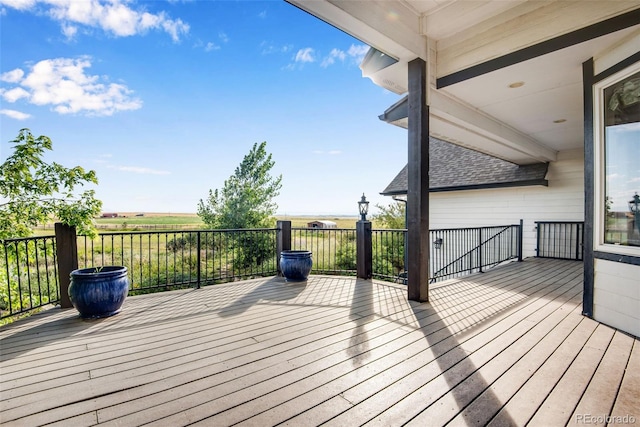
[
  {"x1": 1, "y1": 221, "x2": 522, "y2": 321},
  {"x1": 291, "y1": 228, "x2": 357, "y2": 276}
]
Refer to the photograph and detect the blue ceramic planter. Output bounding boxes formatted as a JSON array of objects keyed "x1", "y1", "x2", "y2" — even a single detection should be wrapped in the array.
[
  {"x1": 69, "y1": 266, "x2": 129, "y2": 318},
  {"x1": 280, "y1": 250, "x2": 313, "y2": 282}
]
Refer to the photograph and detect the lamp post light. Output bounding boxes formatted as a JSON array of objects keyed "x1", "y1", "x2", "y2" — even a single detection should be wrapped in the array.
[
  {"x1": 358, "y1": 193, "x2": 369, "y2": 221},
  {"x1": 630, "y1": 192, "x2": 640, "y2": 234},
  {"x1": 434, "y1": 237, "x2": 443, "y2": 250}
]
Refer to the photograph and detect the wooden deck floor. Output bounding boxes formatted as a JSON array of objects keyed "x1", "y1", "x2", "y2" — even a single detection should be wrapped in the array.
[{"x1": 1, "y1": 258, "x2": 638, "y2": 426}]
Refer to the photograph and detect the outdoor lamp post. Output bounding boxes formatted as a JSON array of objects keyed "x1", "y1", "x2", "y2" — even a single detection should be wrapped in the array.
[
  {"x1": 358, "y1": 193, "x2": 369, "y2": 221},
  {"x1": 630, "y1": 192, "x2": 640, "y2": 233},
  {"x1": 356, "y1": 193, "x2": 372, "y2": 279}
]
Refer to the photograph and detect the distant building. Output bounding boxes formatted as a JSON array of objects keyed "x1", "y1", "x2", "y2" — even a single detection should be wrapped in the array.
[
  {"x1": 101, "y1": 213, "x2": 118, "y2": 218},
  {"x1": 307, "y1": 220, "x2": 337, "y2": 229}
]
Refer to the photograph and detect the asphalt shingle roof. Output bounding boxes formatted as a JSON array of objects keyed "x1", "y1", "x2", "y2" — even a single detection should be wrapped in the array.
[{"x1": 381, "y1": 137, "x2": 549, "y2": 196}]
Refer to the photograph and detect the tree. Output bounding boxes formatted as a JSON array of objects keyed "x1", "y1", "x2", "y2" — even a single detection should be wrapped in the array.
[
  {"x1": 372, "y1": 201, "x2": 407, "y2": 278},
  {"x1": 197, "y1": 141, "x2": 282, "y2": 229},
  {"x1": 0, "y1": 129, "x2": 102, "y2": 239},
  {"x1": 197, "y1": 141, "x2": 282, "y2": 270},
  {"x1": 373, "y1": 201, "x2": 406, "y2": 229}
]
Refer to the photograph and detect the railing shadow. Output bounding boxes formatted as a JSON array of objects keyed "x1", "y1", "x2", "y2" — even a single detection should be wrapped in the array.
[
  {"x1": 0, "y1": 308, "x2": 118, "y2": 363},
  {"x1": 348, "y1": 278, "x2": 374, "y2": 367},
  {"x1": 218, "y1": 276, "x2": 307, "y2": 318},
  {"x1": 337, "y1": 260, "x2": 582, "y2": 425}
]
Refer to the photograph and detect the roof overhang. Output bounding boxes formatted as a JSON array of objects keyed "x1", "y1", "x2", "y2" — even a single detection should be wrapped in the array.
[{"x1": 287, "y1": 1, "x2": 640, "y2": 165}]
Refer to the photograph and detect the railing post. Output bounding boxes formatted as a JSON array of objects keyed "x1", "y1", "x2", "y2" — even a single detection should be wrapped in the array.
[
  {"x1": 55, "y1": 223, "x2": 77, "y2": 309},
  {"x1": 276, "y1": 221, "x2": 291, "y2": 276},
  {"x1": 535, "y1": 221, "x2": 541, "y2": 257},
  {"x1": 518, "y1": 219, "x2": 524, "y2": 262},
  {"x1": 357, "y1": 220, "x2": 372, "y2": 279},
  {"x1": 478, "y1": 227, "x2": 483, "y2": 273},
  {"x1": 196, "y1": 231, "x2": 201, "y2": 289}
]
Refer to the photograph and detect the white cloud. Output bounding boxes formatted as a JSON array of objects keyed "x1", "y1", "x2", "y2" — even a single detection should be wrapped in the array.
[
  {"x1": 0, "y1": 0, "x2": 36, "y2": 10},
  {"x1": 1, "y1": 68, "x2": 24, "y2": 83},
  {"x1": 302, "y1": 43, "x2": 369, "y2": 69},
  {"x1": 348, "y1": 44, "x2": 369, "y2": 62},
  {"x1": 260, "y1": 41, "x2": 292, "y2": 55},
  {"x1": 0, "y1": 0, "x2": 189, "y2": 42},
  {"x1": 204, "y1": 42, "x2": 219, "y2": 52},
  {"x1": 0, "y1": 57, "x2": 142, "y2": 116},
  {"x1": 0, "y1": 109, "x2": 31, "y2": 120},
  {"x1": 321, "y1": 48, "x2": 347, "y2": 68},
  {"x1": 1, "y1": 86, "x2": 30, "y2": 102},
  {"x1": 295, "y1": 48, "x2": 315, "y2": 63},
  {"x1": 218, "y1": 31, "x2": 229, "y2": 43},
  {"x1": 61, "y1": 23, "x2": 77, "y2": 39},
  {"x1": 328, "y1": 150, "x2": 342, "y2": 155}
]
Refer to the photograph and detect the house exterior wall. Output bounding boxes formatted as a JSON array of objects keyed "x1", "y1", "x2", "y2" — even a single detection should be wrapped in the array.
[
  {"x1": 429, "y1": 148, "x2": 584, "y2": 259},
  {"x1": 593, "y1": 259, "x2": 640, "y2": 337}
]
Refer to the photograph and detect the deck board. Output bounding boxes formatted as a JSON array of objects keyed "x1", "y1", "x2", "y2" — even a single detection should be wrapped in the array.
[{"x1": 1, "y1": 258, "x2": 637, "y2": 426}]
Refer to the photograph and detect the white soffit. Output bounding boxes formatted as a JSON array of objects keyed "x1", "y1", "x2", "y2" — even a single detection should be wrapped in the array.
[
  {"x1": 442, "y1": 25, "x2": 640, "y2": 152},
  {"x1": 434, "y1": 1, "x2": 640, "y2": 76},
  {"x1": 289, "y1": 0, "x2": 639, "y2": 163},
  {"x1": 287, "y1": 0, "x2": 425, "y2": 60}
]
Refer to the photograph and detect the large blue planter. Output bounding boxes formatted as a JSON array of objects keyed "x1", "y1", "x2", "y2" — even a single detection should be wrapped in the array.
[
  {"x1": 280, "y1": 250, "x2": 313, "y2": 282},
  {"x1": 69, "y1": 266, "x2": 129, "y2": 318}
]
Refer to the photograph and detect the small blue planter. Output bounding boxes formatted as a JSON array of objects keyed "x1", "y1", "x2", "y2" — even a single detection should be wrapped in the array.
[
  {"x1": 69, "y1": 266, "x2": 129, "y2": 318},
  {"x1": 280, "y1": 250, "x2": 313, "y2": 282}
]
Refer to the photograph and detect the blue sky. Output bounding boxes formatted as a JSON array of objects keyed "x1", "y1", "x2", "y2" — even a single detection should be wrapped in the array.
[{"x1": 0, "y1": 0, "x2": 407, "y2": 216}]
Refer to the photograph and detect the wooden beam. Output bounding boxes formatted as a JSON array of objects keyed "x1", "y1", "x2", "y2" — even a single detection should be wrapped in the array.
[
  {"x1": 407, "y1": 58, "x2": 430, "y2": 302},
  {"x1": 276, "y1": 221, "x2": 292, "y2": 277},
  {"x1": 55, "y1": 223, "x2": 78, "y2": 309},
  {"x1": 582, "y1": 58, "x2": 594, "y2": 318}
]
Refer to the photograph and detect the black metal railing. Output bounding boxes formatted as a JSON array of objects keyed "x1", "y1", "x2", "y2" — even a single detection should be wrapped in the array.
[
  {"x1": 291, "y1": 228, "x2": 357, "y2": 276},
  {"x1": 1, "y1": 236, "x2": 59, "y2": 319},
  {"x1": 536, "y1": 221, "x2": 584, "y2": 260},
  {"x1": 77, "y1": 229, "x2": 279, "y2": 294},
  {"x1": 372, "y1": 229, "x2": 407, "y2": 282},
  {"x1": 1, "y1": 222, "x2": 523, "y2": 320},
  {"x1": 430, "y1": 224, "x2": 521, "y2": 282}
]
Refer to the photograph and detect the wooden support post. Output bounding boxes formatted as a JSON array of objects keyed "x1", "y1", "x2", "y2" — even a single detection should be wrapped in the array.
[
  {"x1": 518, "y1": 219, "x2": 524, "y2": 262},
  {"x1": 276, "y1": 220, "x2": 291, "y2": 276},
  {"x1": 582, "y1": 58, "x2": 595, "y2": 318},
  {"x1": 55, "y1": 223, "x2": 78, "y2": 309},
  {"x1": 407, "y1": 57, "x2": 430, "y2": 302},
  {"x1": 357, "y1": 220, "x2": 372, "y2": 279}
]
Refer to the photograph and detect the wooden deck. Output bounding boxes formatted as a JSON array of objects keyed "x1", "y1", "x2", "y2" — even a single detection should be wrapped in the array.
[{"x1": 1, "y1": 258, "x2": 638, "y2": 426}]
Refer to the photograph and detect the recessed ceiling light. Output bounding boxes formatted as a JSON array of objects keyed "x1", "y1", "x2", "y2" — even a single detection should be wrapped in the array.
[
  {"x1": 508, "y1": 81, "x2": 525, "y2": 88},
  {"x1": 553, "y1": 119, "x2": 567, "y2": 123}
]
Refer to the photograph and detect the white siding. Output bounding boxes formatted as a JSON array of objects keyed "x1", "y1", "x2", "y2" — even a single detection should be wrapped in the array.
[
  {"x1": 594, "y1": 259, "x2": 640, "y2": 337},
  {"x1": 429, "y1": 148, "x2": 584, "y2": 258}
]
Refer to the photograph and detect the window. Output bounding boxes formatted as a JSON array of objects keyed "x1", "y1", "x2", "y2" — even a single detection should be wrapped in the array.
[{"x1": 595, "y1": 63, "x2": 640, "y2": 254}]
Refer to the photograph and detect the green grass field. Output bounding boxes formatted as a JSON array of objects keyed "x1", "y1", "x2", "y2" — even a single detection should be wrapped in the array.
[
  {"x1": 93, "y1": 213, "x2": 363, "y2": 229},
  {"x1": 33, "y1": 213, "x2": 377, "y2": 236}
]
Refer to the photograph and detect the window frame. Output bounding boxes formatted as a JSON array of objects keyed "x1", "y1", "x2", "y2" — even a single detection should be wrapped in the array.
[{"x1": 593, "y1": 60, "x2": 640, "y2": 257}]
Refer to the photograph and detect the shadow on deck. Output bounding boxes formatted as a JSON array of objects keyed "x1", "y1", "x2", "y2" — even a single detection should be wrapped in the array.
[{"x1": 1, "y1": 258, "x2": 637, "y2": 426}]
